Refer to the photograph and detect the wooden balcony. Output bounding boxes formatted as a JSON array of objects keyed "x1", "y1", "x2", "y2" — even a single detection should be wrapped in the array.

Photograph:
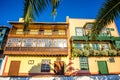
[
  {"x1": 4, "y1": 47, "x2": 68, "y2": 56},
  {"x1": 8, "y1": 31, "x2": 67, "y2": 38}
]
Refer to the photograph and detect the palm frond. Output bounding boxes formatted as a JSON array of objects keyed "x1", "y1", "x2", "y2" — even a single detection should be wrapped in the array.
[
  {"x1": 92, "y1": 0, "x2": 120, "y2": 39},
  {"x1": 23, "y1": 0, "x2": 61, "y2": 32}
]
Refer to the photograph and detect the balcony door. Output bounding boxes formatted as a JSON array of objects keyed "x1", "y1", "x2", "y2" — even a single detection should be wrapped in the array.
[
  {"x1": 8, "y1": 61, "x2": 20, "y2": 76},
  {"x1": 54, "y1": 61, "x2": 64, "y2": 75}
]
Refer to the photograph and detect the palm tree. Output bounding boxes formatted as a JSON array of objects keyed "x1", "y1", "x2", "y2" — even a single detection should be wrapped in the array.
[
  {"x1": 92, "y1": 0, "x2": 120, "y2": 39},
  {"x1": 23, "y1": 0, "x2": 60, "y2": 31}
]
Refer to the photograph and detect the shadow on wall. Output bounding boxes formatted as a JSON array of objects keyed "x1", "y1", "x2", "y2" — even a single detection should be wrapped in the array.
[{"x1": 28, "y1": 63, "x2": 41, "y2": 76}]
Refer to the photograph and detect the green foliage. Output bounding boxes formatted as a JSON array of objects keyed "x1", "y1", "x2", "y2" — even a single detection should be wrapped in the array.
[
  {"x1": 72, "y1": 46, "x2": 83, "y2": 57},
  {"x1": 109, "y1": 49, "x2": 117, "y2": 56},
  {"x1": 84, "y1": 45, "x2": 90, "y2": 50},
  {"x1": 93, "y1": 50, "x2": 100, "y2": 56},
  {"x1": 100, "y1": 50, "x2": 109, "y2": 56},
  {"x1": 83, "y1": 50, "x2": 89, "y2": 57},
  {"x1": 23, "y1": 0, "x2": 60, "y2": 31},
  {"x1": 92, "y1": 0, "x2": 120, "y2": 39}
]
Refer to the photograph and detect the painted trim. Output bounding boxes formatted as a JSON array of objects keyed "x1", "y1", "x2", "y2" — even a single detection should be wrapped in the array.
[{"x1": 2, "y1": 56, "x2": 8, "y2": 76}]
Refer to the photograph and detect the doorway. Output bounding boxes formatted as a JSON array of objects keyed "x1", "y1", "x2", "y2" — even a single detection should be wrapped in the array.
[
  {"x1": 8, "y1": 61, "x2": 20, "y2": 76},
  {"x1": 97, "y1": 61, "x2": 109, "y2": 74},
  {"x1": 54, "y1": 61, "x2": 64, "y2": 75}
]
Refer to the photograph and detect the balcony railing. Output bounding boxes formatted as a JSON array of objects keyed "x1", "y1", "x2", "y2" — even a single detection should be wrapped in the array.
[
  {"x1": 4, "y1": 47, "x2": 68, "y2": 56},
  {"x1": 9, "y1": 31, "x2": 67, "y2": 38},
  {"x1": 72, "y1": 49, "x2": 120, "y2": 57},
  {"x1": 71, "y1": 33, "x2": 114, "y2": 41}
]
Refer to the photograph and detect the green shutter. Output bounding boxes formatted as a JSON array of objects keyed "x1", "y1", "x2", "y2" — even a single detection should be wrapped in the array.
[
  {"x1": 97, "y1": 61, "x2": 108, "y2": 74},
  {"x1": 80, "y1": 57, "x2": 89, "y2": 70}
]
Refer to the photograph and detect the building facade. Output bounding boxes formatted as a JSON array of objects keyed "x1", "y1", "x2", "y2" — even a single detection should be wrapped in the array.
[
  {"x1": 0, "y1": 26, "x2": 9, "y2": 75},
  {"x1": 2, "y1": 19, "x2": 71, "y2": 76},
  {"x1": 68, "y1": 17, "x2": 120, "y2": 75},
  {"x1": 1, "y1": 16, "x2": 120, "y2": 77}
]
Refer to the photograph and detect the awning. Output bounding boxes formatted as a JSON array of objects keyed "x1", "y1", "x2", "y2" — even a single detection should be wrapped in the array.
[
  {"x1": 71, "y1": 36, "x2": 88, "y2": 41},
  {"x1": 97, "y1": 36, "x2": 112, "y2": 41},
  {"x1": 111, "y1": 37, "x2": 120, "y2": 41}
]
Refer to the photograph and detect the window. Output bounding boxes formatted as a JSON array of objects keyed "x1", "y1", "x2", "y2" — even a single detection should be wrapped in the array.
[
  {"x1": 101, "y1": 28, "x2": 107, "y2": 36},
  {"x1": 76, "y1": 28, "x2": 84, "y2": 36},
  {"x1": 22, "y1": 38, "x2": 36, "y2": 47},
  {"x1": 44, "y1": 30, "x2": 52, "y2": 35},
  {"x1": 111, "y1": 28, "x2": 114, "y2": 31},
  {"x1": 0, "y1": 59, "x2": 3, "y2": 70},
  {"x1": 53, "y1": 39, "x2": 67, "y2": 47},
  {"x1": 102, "y1": 44, "x2": 109, "y2": 50},
  {"x1": 6, "y1": 38, "x2": 22, "y2": 47},
  {"x1": 86, "y1": 24, "x2": 93, "y2": 29},
  {"x1": 30, "y1": 30, "x2": 38, "y2": 34},
  {"x1": 92, "y1": 44, "x2": 99, "y2": 50},
  {"x1": 80, "y1": 57, "x2": 89, "y2": 70},
  {"x1": 59, "y1": 30, "x2": 65, "y2": 35},
  {"x1": 109, "y1": 57, "x2": 115, "y2": 63},
  {"x1": 75, "y1": 43, "x2": 82, "y2": 50},
  {"x1": 41, "y1": 59, "x2": 50, "y2": 72},
  {"x1": 37, "y1": 39, "x2": 52, "y2": 47}
]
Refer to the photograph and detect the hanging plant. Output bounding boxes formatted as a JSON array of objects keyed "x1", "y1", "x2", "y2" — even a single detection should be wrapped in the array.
[
  {"x1": 109, "y1": 49, "x2": 117, "y2": 56},
  {"x1": 83, "y1": 50, "x2": 89, "y2": 57},
  {"x1": 77, "y1": 49, "x2": 83, "y2": 56},
  {"x1": 93, "y1": 50, "x2": 100, "y2": 56},
  {"x1": 100, "y1": 50, "x2": 108, "y2": 56},
  {"x1": 117, "y1": 50, "x2": 120, "y2": 56}
]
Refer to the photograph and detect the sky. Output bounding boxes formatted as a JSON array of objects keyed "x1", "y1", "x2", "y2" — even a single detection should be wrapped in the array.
[{"x1": 0, "y1": 0, "x2": 120, "y2": 33}]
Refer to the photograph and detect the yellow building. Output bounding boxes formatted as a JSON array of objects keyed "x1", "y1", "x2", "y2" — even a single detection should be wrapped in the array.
[
  {"x1": 2, "y1": 18, "x2": 71, "y2": 76},
  {"x1": 2, "y1": 16, "x2": 120, "y2": 77},
  {"x1": 68, "y1": 16, "x2": 120, "y2": 75}
]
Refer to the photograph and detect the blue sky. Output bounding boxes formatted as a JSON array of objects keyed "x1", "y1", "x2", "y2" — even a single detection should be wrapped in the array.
[{"x1": 0, "y1": 0, "x2": 120, "y2": 33}]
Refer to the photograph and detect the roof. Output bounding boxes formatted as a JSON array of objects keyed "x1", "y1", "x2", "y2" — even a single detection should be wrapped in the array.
[
  {"x1": 0, "y1": 26, "x2": 10, "y2": 29},
  {"x1": 8, "y1": 22, "x2": 69, "y2": 29},
  {"x1": 9, "y1": 22, "x2": 69, "y2": 25}
]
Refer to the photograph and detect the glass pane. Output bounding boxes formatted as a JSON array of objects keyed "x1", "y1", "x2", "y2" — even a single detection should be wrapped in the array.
[
  {"x1": 76, "y1": 28, "x2": 83, "y2": 36},
  {"x1": 22, "y1": 38, "x2": 36, "y2": 47},
  {"x1": 75, "y1": 44, "x2": 82, "y2": 49},
  {"x1": 0, "y1": 60, "x2": 2, "y2": 69},
  {"x1": 102, "y1": 44, "x2": 109, "y2": 50},
  {"x1": 6, "y1": 38, "x2": 22, "y2": 47},
  {"x1": 80, "y1": 57, "x2": 89, "y2": 70}
]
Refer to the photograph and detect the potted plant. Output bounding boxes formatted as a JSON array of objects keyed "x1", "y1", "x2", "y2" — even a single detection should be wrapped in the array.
[
  {"x1": 83, "y1": 50, "x2": 89, "y2": 57},
  {"x1": 100, "y1": 50, "x2": 108, "y2": 56},
  {"x1": 77, "y1": 49, "x2": 83, "y2": 56},
  {"x1": 93, "y1": 50, "x2": 100, "y2": 56},
  {"x1": 83, "y1": 44, "x2": 90, "y2": 57},
  {"x1": 109, "y1": 49, "x2": 117, "y2": 56}
]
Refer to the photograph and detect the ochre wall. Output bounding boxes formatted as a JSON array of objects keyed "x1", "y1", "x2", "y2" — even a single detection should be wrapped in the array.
[
  {"x1": 88, "y1": 57, "x2": 120, "y2": 74},
  {"x1": 68, "y1": 18, "x2": 119, "y2": 37},
  {"x1": 3, "y1": 56, "x2": 69, "y2": 76}
]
